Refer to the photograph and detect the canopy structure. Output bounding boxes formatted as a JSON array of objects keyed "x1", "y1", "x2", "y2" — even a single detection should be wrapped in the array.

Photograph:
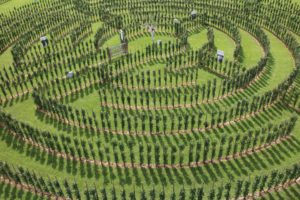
[
  {"x1": 40, "y1": 36, "x2": 47, "y2": 41},
  {"x1": 66, "y1": 71, "x2": 74, "y2": 78},
  {"x1": 217, "y1": 50, "x2": 225, "y2": 62},
  {"x1": 217, "y1": 50, "x2": 225, "y2": 56},
  {"x1": 173, "y1": 18, "x2": 180, "y2": 24},
  {"x1": 191, "y1": 10, "x2": 197, "y2": 19},
  {"x1": 40, "y1": 36, "x2": 48, "y2": 47},
  {"x1": 191, "y1": 10, "x2": 197, "y2": 15}
]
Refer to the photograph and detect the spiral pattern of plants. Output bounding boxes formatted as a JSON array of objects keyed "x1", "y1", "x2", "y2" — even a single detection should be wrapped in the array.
[{"x1": 0, "y1": 0, "x2": 300, "y2": 199}]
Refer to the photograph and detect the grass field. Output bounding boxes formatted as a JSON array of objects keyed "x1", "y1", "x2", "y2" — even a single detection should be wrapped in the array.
[{"x1": 0, "y1": 0, "x2": 300, "y2": 199}]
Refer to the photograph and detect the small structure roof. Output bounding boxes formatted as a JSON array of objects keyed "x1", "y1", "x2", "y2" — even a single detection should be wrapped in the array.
[
  {"x1": 217, "y1": 50, "x2": 224, "y2": 56},
  {"x1": 174, "y1": 18, "x2": 180, "y2": 24},
  {"x1": 40, "y1": 36, "x2": 47, "y2": 41}
]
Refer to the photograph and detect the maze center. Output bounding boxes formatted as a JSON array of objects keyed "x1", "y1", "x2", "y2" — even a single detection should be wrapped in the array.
[{"x1": 0, "y1": 0, "x2": 300, "y2": 199}]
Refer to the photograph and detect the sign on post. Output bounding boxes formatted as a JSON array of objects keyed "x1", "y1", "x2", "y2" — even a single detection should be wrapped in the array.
[
  {"x1": 120, "y1": 29, "x2": 125, "y2": 43},
  {"x1": 148, "y1": 25, "x2": 156, "y2": 43}
]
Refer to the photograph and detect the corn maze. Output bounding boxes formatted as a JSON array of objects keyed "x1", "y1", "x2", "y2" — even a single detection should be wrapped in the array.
[{"x1": 0, "y1": 0, "x2": 300, "y2": 199}]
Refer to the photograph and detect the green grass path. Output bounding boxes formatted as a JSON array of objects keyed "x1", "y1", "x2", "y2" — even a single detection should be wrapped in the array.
[
  {"x1": 240, "y1": 29, "x2": 264, "y2": 68},
  {"x1": 188, "y1": 29, "x2": 208, "y2": 50},
  {"x1": 255, "y1": 30, "x2": 295, "y2": 95},
  {"x1": 0, "y1": 0, "x2": 33, "y2": 14}
]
